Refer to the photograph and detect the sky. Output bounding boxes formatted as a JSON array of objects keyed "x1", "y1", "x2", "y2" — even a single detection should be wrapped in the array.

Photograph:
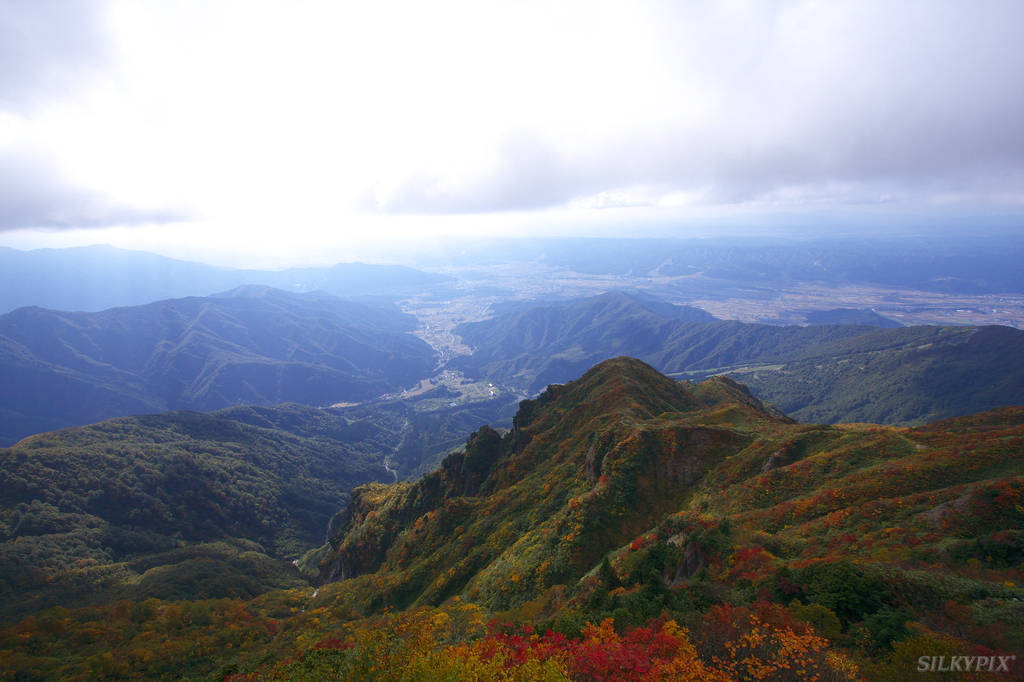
[{"x1": 0, "y1": 0, "x2": 1023, "y2": 267}]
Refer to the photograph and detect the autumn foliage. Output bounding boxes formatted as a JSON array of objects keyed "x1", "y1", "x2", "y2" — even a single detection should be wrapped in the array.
[{"x1": 224, "y1": 602, "x2": 859, "y2": 681}]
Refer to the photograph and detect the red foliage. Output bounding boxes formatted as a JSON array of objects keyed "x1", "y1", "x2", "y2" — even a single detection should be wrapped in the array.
[
  {"x1": 567, "y1": 620, "x2": 686, "y2": 681},
  {"x1": 726, "y1": 546, "x2": 775, "y2": 583},
  {"x1": 475, "y1": 619, "x2": 703, "y2": 681}
]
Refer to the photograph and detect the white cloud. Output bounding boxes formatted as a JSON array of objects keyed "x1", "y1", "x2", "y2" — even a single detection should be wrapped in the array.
[
  {"x1": 1, "y1": 0, "x2": 1023, "y2": 248},
  {"x1": 0, "y1": 0, "x2": 187, "y2": 230},
  {"x1": 0, "y1": 143, "x2": 189, "y2": 231},
  {"x1": 0, "y1": 0, "x2": 113, "y2": 109},
  {"x1": 355, "y1": 1, "x2": 1024, "y2": 216}
]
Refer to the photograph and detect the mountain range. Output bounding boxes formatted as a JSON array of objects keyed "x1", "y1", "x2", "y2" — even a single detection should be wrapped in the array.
[
  {"x1": 0, "y1": 286, "x2": 436, "y2": 445},
  {"x1": 8, "y1": 234, "x2": 1024, "y2": 319},
  {"x1": 5, "y1": 285, "x2": 1022, "y2": 449},
  {"x1": 453, "y1": 291, "x2": 1024, "y2": 425},
  {"x1": 414, "y1": 234, "x2": 1024, "y2": 294},
  {"x1": 1, "y1": 237, "x2": 1024, "y2": 678},
  {"x1": 0, "y1": 244, "x2": 454, "y2": 314}
]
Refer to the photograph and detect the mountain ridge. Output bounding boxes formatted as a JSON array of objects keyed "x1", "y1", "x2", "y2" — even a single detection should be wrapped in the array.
[
  {"x1": 317, "y1": 357, "x2": 786, "y2": 610},
  {"x1": 294, "y1": 356, "x2": 1024, "y2": 674},
  {"x1": 0, "y1": 286, "x2": 436, "y2": 445},
  {"x1": 452, "y1": 292, "x2": 1024, "y2": 425}
]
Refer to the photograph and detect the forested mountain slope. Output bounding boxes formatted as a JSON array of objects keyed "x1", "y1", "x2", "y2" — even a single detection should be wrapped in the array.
[
  {"x1": 0, "y1": 286, "x2": 436, "y2": 445},
  {"x1": 739, "y1": 324, "x2": 1024, "y2": 424},
  {"x1": 0, "y1": 383, "x2": 517, "y2": 625},
  {"x1": 0, "y1": 403, "x2": 394, "y2": 622},
  {"x1": 315, "y1": 359, "x2": 793, "y2": 611}
]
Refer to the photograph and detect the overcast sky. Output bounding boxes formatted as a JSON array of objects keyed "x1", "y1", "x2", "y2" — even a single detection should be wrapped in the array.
[{"x1": 1, "y1": 0, "x2": 1022, "y2": 266}]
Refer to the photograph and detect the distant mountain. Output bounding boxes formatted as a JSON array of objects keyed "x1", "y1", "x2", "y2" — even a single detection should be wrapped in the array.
[
  {"x1": 450, "y1": 290, "x2": 721, "y2": 390},
  {"x1": 0, "y1": 286, "x2": 436, "y2": 445},
  {"x1": 452, "y1": 292, "x2": 1024, "y2": 425},
  {"x1": 451, "y1": 291, "x2": 873, "y2": 393},
  {"x1": 267, "y1": 261, "x2": 454, "y2": 298},
  {"x1": 0, "y1": 244, "x2": 453, "y2": 313},
  {"x1": 413, "y1": 234, "x2": 1024, "y2": 293}
]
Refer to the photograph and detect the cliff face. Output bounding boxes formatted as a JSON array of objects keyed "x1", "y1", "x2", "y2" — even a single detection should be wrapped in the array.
[{"x1": 317, "y1": 357, "x2": 781, "y2": 610}]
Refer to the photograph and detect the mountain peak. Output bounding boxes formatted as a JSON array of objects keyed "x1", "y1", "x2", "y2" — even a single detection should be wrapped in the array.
[{"x1": 514, "y1": 356, "x2": 705, "y2": 433}]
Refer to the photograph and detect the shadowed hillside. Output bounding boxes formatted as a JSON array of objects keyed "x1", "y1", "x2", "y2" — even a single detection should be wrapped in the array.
[{"x1": 0, "y1": 286, "x2": 436, "y2": 445}]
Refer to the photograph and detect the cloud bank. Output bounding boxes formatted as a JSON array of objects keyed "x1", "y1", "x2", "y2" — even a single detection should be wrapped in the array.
[
  {"x1": 361, "y1": 1, "x2": 1024, "y2": 215},
  {"x1": 0, "y1": 144, "x2": 186, "y2": 231},
  {"x1": 1, "y1": 0, "x2": 1023, "y2": 241},
  {"x1": 0, "y1": 0, "x2": 112, "y2": 110}
]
